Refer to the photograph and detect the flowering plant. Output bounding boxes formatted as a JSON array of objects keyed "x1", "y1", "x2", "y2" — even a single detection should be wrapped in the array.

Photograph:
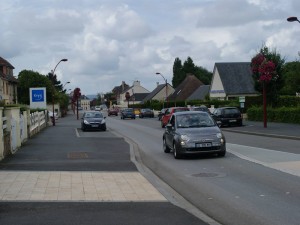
[{"x1": 251, "y1": 53, "x2": 277, "y2": 82}]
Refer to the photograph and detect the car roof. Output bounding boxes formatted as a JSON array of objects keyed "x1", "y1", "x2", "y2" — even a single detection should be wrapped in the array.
[{"x1": 173, "y1": 111, "x2": 208, "y2": 116}]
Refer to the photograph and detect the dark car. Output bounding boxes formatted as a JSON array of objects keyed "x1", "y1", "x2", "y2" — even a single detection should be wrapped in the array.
[
  {"x1": 190, "y1": 105, "x2": 211, "y2": 114},
  {"x1": 120, "y1": 108, "x2": 136, "y2": 119},
  {"x1": 211, "y1": 107, "x2": 243, "y2": 127},
  {"x1": 161, "y1": 107, "x2": 189, "y2": 128},
  {"x1": 81, "y1": 111, "x2": 106, "y2": 131},
  {"x1": 139, "y1": 108, "x2": 154, "y2": 118},
  {"x1": 108, "y1": 108, "x2": 118, "y2": 116},
  {"x1": 163, "y1": 111, "x2": 226, "y2": 159},
  {"x1": 158, "y1": 108, "x2": 168, "y2": 121}
]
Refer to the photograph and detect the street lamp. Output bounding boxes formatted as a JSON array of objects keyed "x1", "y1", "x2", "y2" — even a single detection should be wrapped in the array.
[
  {"x1": 287, "y1": 16, "x2": 300, "y2": 23},
  {"x1": 156, "y1": 72, "x2": 168, "y2": 108},
  {"x1": 51, "y1": 58, "x2": 68, "y2": 126},
  {"x1": 63, "y1": 81, "x2": 70, "y2": 89}
]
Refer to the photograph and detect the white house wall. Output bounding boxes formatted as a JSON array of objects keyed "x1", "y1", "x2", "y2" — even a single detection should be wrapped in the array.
[{"x1": 210, "y1": 68, "x2": 226, "y2": 99}]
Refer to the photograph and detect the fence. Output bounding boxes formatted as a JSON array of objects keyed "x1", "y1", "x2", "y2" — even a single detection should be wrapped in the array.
[{"x1": 0, "y1": 107, "x2": 49, "y2": 160}]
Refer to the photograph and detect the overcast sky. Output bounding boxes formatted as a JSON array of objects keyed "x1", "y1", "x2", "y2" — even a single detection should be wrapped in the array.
[{"x1": 1, "y1": 0, "x2": 300, "y2": 95}]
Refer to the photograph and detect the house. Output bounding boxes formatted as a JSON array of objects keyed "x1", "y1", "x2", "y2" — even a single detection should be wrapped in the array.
[
  {"x1": 167, "y1": 74, "x2": 204, "y2": 102},
  {"x1": 112, "y1": 81, "x2": 130, "y2": 105},
  {"x1": 0, "y1": 56, "x2": 18, "y2": 104},
  {"x1": 187, "y1": 85, "x2": 211, "y2": 101},
  {"x1": 119, "y1": 80, "x2": 150, "y2": 106},
  {"x1": 210, "y1": 62, "x2": 257, "y2": 100},
  {"x1": 142, "y1": 82, "x2": 175, "y2": 104},
  {"x1": 80, "y1": 95, "x2": 90, "y2": 111}
]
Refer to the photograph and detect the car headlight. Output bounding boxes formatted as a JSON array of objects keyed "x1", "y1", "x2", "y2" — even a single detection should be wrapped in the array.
[
  {"x1": 216, "y1": 133, "x2": 222, "y2": 139},
  {"x1": 180, "y1": 134, "x2": 190, "y2": 141},
  {"x1": 100, "y1": 119, "x2": 106, "y2": 124},
  {"x1": 84, "y1": 120, "x2": 90, "y2": 124}
]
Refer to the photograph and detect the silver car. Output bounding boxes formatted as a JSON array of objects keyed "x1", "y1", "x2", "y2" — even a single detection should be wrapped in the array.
[{"x1": 163, "y1": 111, "x2": 226, "y2": 159}]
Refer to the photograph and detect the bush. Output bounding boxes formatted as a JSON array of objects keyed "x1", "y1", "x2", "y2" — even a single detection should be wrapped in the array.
[{"x1": 247, "y1": 106, "x2": 300, "y2": 124}]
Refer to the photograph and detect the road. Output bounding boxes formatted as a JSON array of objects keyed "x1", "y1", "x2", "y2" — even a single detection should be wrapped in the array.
[{"x1": 106, "y1": 115, "x2": 300, "y2": 225}]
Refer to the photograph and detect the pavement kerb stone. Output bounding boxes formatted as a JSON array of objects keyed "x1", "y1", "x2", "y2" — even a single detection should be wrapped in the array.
[{"x1": 223, "y1": 129, "x2": 300, "y2": 141}]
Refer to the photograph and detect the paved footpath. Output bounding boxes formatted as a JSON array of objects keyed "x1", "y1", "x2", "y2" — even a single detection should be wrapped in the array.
[{"x1": 0, "y1": 113, "x2": 213, "y2": 225}]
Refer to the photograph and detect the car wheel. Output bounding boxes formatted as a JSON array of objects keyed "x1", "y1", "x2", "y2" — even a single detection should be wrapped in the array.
[
  {"x1": 102, "y1": 126, "x2": 107, "y2": 131},
  {"x1": 218, "y1": 151, "x2": 226, "y2": 157},
  {"x1": 163, "y1": 138, "x2": 170, "y2": 153},
  {"x1": 173, "y1": 142, "x2": 182, "y2": 159}
]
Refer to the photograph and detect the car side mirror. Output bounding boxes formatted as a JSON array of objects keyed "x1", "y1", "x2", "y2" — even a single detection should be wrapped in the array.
[{"x1": 166, "y1": 124, "x2": 173, "y2": 130}]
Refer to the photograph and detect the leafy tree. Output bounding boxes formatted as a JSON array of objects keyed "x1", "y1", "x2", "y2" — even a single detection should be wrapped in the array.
[
  {"x1": 172, "y1": 56, "x2": 212, "y2": 88},
  {"x1": 251, "y1": 45, "x2": 285, "y2": 106},
  {"x1": 17, "y1": 70, "x2": 53, "y2": 105},
  {"x1": 280, "y1": 61, "x2": 300, "y2": 95},
  {"x1": 172, "y1": 57, "x2": 184, "y2": 88},
  {"x1": 46, "y1": 72, "x2": 63, "y2": 92}
]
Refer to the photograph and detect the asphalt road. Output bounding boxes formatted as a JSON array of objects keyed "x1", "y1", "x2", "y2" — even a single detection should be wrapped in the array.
[
  {"x1": 107, "y1": 115, "x2": 300, "y2": 225},
  {"x1": 0, "y1": 113, "x2": 211, "y2": 225}
]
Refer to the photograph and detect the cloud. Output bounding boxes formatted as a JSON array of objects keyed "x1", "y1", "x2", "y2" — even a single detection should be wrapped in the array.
[{"x1": 1, "y1": 0, "x2": 299, "y2": 95}]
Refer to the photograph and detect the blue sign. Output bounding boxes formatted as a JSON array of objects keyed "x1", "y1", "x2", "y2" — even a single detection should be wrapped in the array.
[{"x1": 32, "y1": 90, "x2": 44, "y2": 102}]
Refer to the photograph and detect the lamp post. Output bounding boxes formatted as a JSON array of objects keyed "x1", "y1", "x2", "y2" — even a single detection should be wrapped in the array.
[
  {"x1": 51, "y1": 58, "x2": 68, "y2": 126},
  {"x1": 63, "y1": 81, "x2": 70, "y2": 90},
  {"x1": 287, "y1": 16, "x2": 300, "y2": 23},
  {"x1": 156, "y1": 72, "x2": 168, "y2": 108}
]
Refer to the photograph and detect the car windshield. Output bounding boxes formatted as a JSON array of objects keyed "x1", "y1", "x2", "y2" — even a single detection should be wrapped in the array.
[
  {"x1": 176, "y1": 114, "x2": 215, "y2": 128},
  {"x1": 84, "y1": 112, "x2": 103, "y2": 118}
]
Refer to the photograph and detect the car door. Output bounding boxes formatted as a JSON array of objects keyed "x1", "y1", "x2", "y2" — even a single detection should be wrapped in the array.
[{"x1": 165, "y1": 115, "x2": 176, "y2": 147}]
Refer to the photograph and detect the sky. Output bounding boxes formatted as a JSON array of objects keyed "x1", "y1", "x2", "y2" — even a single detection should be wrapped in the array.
[{"x1": 1, "y1": 0, "x2": 300, "y2": 95}]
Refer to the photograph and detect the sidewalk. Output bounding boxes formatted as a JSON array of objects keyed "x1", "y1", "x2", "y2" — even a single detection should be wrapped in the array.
[
  {"x1": 223, "y1": 120, "x2": 300, "y2": 140},
  {"x1": 224, "y1": 120, "x2": 300, "y2": 177}
]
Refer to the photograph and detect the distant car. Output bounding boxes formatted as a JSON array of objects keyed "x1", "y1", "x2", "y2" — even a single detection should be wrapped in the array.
[
  {"x1": 95, "y1": 106, "x2": 101, "y2": 111},
  {"x1": 211, "y1": 107, "x2": 243, "y2": 127},
  {"x1": 161, "y1": 107, "x2": 189, "y2": 128},
  {"x1": 158, "y1": 108, "x2": 168, "y2": 121},
  {"x1": 190, "y1": 105, "x2": 211, "y2": 114},
  {"x1": 139, "y1": 108, "x2": 154, "y2": 118},
  {"x1": 81, "y1": 111, "x2": 106, "y2": 131},
  {"x1": 48, "y1": 111, "x2": 58, "y2": 120},
  {"x1": 163, "y1": 111, "x2": 226, "y2": 159},
  {"x1": 108, "y1": 108, "x2": 118, "y2": 116},
  {"x1": 134, "y1": 108, "x2": 141, "y2": 117},
  {"x1": 120, "y1": 108, "x2": 136, "y2": 119}
]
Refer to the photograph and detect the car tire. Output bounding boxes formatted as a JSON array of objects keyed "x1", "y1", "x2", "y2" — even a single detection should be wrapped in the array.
[
  {"x1": 163, "y1": 138, "x2": 170, "y2": 153},
  {"x1": 173, "y1": 142, "x2": 182, "y2": 159},
  {"x1": 218, "y1": 151, "x2": 226, "y2": 157}
]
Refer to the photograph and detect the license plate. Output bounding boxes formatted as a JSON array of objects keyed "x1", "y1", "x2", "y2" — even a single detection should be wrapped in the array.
[
  {"x1": 196, "y1": 143, "x2": 212, "y2": 148},
  {"x1": 229, "y1": 119, "x2": 236, "y2": 122},
  {"x1": 91, "y1": 125, "x2": 98, "y2": 127}
]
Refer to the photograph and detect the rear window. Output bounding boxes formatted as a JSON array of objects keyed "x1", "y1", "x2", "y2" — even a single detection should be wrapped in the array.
[
  {"x1": 224, "y1": 108, "x2": 240, "y2": 114},
  {"x1": 174, "y1": 108, "x2": 189, "y2": 113}
]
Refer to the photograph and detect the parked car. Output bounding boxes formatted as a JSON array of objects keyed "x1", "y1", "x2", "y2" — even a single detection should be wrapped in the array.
[
  {"x1": 161, "y1": 107, "x2": 189, "y2": 128},
  {"x1": 48, "y1": 111, "x2": 58, "y2": 120},
  {"x1": 158, "y1": 108, "x2": 168, "y2": 121},
  {"x1": 190, "y1": 105, "x2": 211, "y2": 114},
  {"x1": 211, "y1": 107, "x2": 243, "y2": 127},
  {"x1": 163, "y1": 111, "x2": 226, "y2": 159},
  {"x1": 139, "y1": 108, "x2": 154, "y2": 118},
  {"x1": 95, "y1": 106, "x2": 101, "y2": 111},
  {"x1": 108, "y1": 108, "x2": 118, "y2": 116},
  {"x1": 81, "y1": 111, "x2": 106, "y2": 131},
  {"x1": 120, "y1": 108, "x2": 136, "y2": 119},
  {"x1": 134, "y1": 108, "x2": 141, "y2": 117}
]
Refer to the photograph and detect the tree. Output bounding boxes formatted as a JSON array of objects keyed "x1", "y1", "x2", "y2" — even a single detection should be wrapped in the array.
[
  {"x1": 251, "y1": 45, "x2": 285, "y2": 106},
  {"x1": 17, "y1": 70, "x2": 53, "y2": 105},
  {"x1": 280, "y1": 61, "x2": 300, "y2": 95},
  {"x1": 251, "y1": 45, "x2": 285, "y2": 127},
  {"x1": 172, "y1": 57, "x2": 184, "y2": 88},
  {"x1": 172, "y1": 57, "x2": 212, "y2": 88},
  {"x1": 46, "y1": 72, "x2": 63, "y2": 92}
]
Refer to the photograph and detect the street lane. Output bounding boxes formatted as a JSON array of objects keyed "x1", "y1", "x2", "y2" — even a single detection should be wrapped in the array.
[{"x1": 107, "y1": 116, "x2": 300, "y2": 225}]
